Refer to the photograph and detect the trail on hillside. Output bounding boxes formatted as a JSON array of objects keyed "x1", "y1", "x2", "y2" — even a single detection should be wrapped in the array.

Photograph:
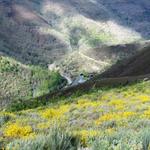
[
  {"x1": 78, "y1": 51, "x2": 110, "y2": 66},
  {"x1": 60, "y1": 72, "x2": 72, "y2": 85}
]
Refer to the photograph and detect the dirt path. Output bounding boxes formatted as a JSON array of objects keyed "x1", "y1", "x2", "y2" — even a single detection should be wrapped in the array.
[
  {"x1": 60, "y1": 72, "x2": 72, "y2": 85},
  {"x1": 79, "y1": 51, "x2": 110, "y2": 66}
]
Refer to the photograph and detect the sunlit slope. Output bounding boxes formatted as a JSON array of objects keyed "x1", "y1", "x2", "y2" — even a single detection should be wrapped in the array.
[
  {"x1": 0, "y1": 0, "x2": 148, "y2": 68},
  {"x1": 0, "y1": 56, "x2": 64, "y2": 107},
  {"x1": 1, "y1": 80, "x2": 150, "y2": 148},
  {"x1": 58, "y1": 42, "x2": 147, "y2": 76}
]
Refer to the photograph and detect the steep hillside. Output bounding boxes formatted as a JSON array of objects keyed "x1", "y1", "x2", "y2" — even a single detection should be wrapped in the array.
[
  {"x1": 97, "y1": 44, "x2": 150, "y2": 78},
  {"x1": 0, "y1": 0, "x2": 149, "y2": 69},
  {"x1": 0, "y1": 56, "x2": 65, "y2": 108},
  {"x1": 58, "y1": 42, "x2": 148, "y2": 76},
  {"x1": 0, "y1": 1, "x2": 150, "y2": 149},
  {"x1": 1, "y1": 0, "x2": 150, "y2": 103},
  {"x1": 0, "y1": 80, "x2": 150, "y2": 149}
]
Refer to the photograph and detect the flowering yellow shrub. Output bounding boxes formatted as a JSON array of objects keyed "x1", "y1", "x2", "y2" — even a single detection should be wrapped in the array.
[
  {"x1": 1, "y1": 81, "x2": 150, "y2": 148},
  {"x1": 137, "y1": 95, "x2": 150, "y2": 103},
  {"x1": 73, "y1": 130, "x2": 101, "y2": 146},
  {"x1": 4, "y1": 123, "x2": 32, "y2": 138},
  {"x1": 42, "y1": 108, "x2": 61, "y2": 119},
  {"x1": 41, "y1": 105, "x2": 69, "y2": 119},
  {"x1": 105, "y1": 128, "x2": 115, "y2": 135},
  {"x1": 108, "y1": 99, "x2": 126, "y2": 110},
  {"x1": 76, "y1": 99, "x2": 102, "y2": 109},
  {"x1": 100, "y1": 93, "x2": 113, "y2": 101},
  {"x1": 140, "y1": 109, "x2": 150, "y2": 119},
  {"x1": 77, "y1": 99, "x2": 95, "y2": 108},
  {"x1": 109, "y1": 100, "x2": 125, "y2": 106},
  {"x1": 37, "y1": 122, "x2": 51, "y2": 129},
  {"x1": 95, "y1": 112, "x2": 136, "y2": 125}
]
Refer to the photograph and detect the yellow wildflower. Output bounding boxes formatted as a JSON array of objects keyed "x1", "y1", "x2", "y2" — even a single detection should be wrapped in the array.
[
  {"x1": 140, "y1": 109, "x2": 150, "y2": 119},
  {"x1": 109, "y1": 100, "x2": 125, "y2": 106},
  {"x1": 95, "y1": 112, "x2": 136, "y2": 125},
  {"x1": 138, "y1": 95, "x2": 150, "y2": 103},
  {"x1": 0, "y1": 112, "x2": 16, "y2": 118},
  {"x1": 73, "y1": 130, "x2": 100, "y2": 146},
  {"x1": 37, "y1": 122, "x2": 51, "y2": 129},
  {"x1": 105, "y1": 128, "x2": 115, "y2": 135},
  {"x1": 4, "y1": 123, "x2": 33, "y2": 138},
  {"x1": 109, "y1": 100, "x2": 126, "y2": 110},
  {"x1": 41, "y1": 105, "x2": 69, "y2": 119},
  {"x1": 76, "y1": 99, "x2": 101, "y2": 109}
]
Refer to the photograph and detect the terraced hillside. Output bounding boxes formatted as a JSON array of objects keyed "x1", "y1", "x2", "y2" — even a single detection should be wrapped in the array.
[{"x1": 0, "y1": 80, "x2": 150, "y2": 149}]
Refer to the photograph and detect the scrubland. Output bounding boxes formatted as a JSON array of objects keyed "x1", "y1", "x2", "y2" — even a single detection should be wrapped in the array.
[{"x1": 0, "y1": 81, "x2": 150, "y2": 149}]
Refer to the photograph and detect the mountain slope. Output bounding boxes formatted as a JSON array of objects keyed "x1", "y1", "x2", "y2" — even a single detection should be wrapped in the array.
[
  {"x1": 0, "y1": 0, "x2": 150, "y2": 108},
  {"x1": 1, "y1": 80, "x2": 150, "y2": 149},
  {"x1": 57, "y1": 42, "x2": 148, "y2": 76},
  {"x1": 0, "y1": 56, "x2": 65, "y2": 108},
  {"x1": 98, "y1": 43, "x2": 150, "y2": 78},
  {"x1": 0, "y1": 1, "x2": 150, "y2": 148},
  {"x1": 0, "y1": 0, "x2": 149, "y2": 68}
]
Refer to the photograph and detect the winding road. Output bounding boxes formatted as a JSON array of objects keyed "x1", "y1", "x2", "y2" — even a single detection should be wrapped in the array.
[{"x1": 60, "y1": 72, "x2": 73, "y2": 85}]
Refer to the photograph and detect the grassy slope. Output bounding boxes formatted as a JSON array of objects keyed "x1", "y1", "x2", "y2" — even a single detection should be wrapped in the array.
[
  {"x1": 0, "y1": 56, "x2": 65, "y2": 108},
  {"x1": 0, "y1": 80, "x2": 150, "y2": 149}
]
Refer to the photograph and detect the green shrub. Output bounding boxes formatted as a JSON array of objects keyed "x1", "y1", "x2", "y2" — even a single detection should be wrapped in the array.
[
  {"x1": 6, "y1": 127, "x2": 79, "y2": 150},
  {"x1": 140, "y1": 129, "x2": 150, "y2": 150},
  {"x1": 0, "y1": 56, "x2": 67, "y2": 110},
  {"x1": 0, "y1": 115, "x2": 11, "y2": 127},
  {"x1": 32, "y1": 67, "x2": 65, "y2": 97},
  {"x1": 92, "y1": 138, "x2": 110, "y2": 150},
  {"x1": 91, "y1": 130, "x2": 144, "y2": 150},
  {"x1": 0, "y1": 56, "x2": 19, "y2": 73},
  {"x1": 7, "y1": 98, "x2": 47, "y2": 112}
]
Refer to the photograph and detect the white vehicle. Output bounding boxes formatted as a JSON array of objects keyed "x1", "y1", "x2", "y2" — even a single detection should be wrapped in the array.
[
  {"x1": 78, "y1": 74, "x2": 86, "y2": 84},
  {"x1": 71, "y1": 74, "x2": 86, "y2": 86}
]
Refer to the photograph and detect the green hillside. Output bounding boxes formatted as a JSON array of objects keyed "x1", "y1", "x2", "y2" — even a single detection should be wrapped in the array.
[
  {"x1": 0, "y1": 80, "x2": 150, "y2": 149},
  {"x1": 0, "y1": 0, "x2": 150, "y2": 149},
  {"x1": 0, "y1": 56, "x2": 65, "y2": 108}
]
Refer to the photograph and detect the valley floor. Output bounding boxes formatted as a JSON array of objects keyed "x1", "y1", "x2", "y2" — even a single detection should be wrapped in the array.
[{"x1": 0, "y1": 81, "x2": 150, "y2": 149}]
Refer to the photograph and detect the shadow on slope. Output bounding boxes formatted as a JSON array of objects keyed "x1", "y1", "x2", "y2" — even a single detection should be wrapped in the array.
[
  {"x1": 55, "y1": 0, "x2": 150, "y2": 39},
  {"x1": 20, "y1": 43, "x2": 150, "y2": 110},
  {"x1": 0, "y1": 0, "x2": 69, "y2": 66},
  {"x1": 97, "y1": 43, "x2": 150, "y2": 78},
  {"x1": 0, "y1": 0, "x2": 149, "y2": 68}
]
